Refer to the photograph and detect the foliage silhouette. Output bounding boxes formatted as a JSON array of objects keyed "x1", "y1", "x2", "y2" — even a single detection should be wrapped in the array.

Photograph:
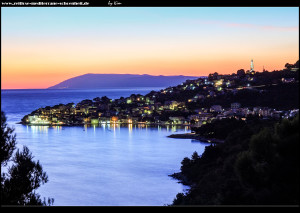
[
  {"x1": 1, "y1": 111, "x2": 54, "y2": 206},
  {"x1": 172, "y1": 115, "x2": 299, "y2": 205}
]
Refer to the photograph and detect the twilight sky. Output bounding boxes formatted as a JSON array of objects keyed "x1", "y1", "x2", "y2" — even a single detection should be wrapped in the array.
[{"x1": 2, "y1": 7, "x2": 299, "y2": 89}]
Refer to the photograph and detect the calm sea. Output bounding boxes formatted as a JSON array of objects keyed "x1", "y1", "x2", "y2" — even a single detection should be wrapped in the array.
[{"x1": 1, "y1": 88, "x2": 210, "y2": 206}]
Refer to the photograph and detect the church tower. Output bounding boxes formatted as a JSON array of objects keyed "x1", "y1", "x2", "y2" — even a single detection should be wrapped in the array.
[
  {"x1": 250, "y1": 59, "x2": 255, "y2": 75},
  {"x1": 250, "y1": 59, "x2": 254, "y2": 72}
]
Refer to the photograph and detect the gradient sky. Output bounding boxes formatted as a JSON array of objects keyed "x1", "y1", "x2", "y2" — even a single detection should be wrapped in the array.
[{"x1": 1, "y1": 7, "x2": 299, "y2": 89}]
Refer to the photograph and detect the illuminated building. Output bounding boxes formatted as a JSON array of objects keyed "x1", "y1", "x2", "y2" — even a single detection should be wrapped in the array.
[
  {"x1": 250, "y1": 59, "x2": 255, "y2": 75},
  {"x1": 91, "y1": 118, "x2": 99, "y2": 124},
  {"x1": 111, "y1": 116, "x2": 118, "y2": 123},
  {"x1": 231, "y1": 102, "x2": 241, "y2": 109},
  {"x1": 250, "y1": 59, "x2": 254, "y2": 72},
  {"x1": 210, "y1": 105, "x2": 223, "y2": 112}
]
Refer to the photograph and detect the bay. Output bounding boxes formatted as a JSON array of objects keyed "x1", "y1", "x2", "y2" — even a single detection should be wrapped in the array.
[{"x1": 1, "y1": 88, "x2": 210, "y2": 206}]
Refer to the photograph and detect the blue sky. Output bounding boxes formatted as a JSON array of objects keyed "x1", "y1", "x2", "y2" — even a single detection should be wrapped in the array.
[{"x1": 2, "y1": 7, "x2": 299, "y2": 89}]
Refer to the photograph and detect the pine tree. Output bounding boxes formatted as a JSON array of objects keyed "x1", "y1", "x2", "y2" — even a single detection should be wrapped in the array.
[{"x1": 1, "y1": 111, "x2": 54, "y2": 206}]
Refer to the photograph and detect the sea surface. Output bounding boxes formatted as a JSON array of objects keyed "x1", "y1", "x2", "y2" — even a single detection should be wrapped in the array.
[{"x1": 1, "y1": 88, "x2": 210, "y2": 206}]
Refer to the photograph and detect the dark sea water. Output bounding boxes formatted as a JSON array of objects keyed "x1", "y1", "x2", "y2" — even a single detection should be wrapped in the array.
[{"x1": 1, "y1": 88, "x2": 210, "y2": 206}]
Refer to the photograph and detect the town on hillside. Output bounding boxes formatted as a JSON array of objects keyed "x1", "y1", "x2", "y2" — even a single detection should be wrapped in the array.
[{"x1": 21, "y1": 60, "x2": 299, "y2": 127}]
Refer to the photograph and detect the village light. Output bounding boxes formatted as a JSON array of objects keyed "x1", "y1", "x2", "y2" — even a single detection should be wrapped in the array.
[
  {"x1": 111, "y1": 116, "x2": 118, "y2": 123},
  {"x1": 91, "y1": 119, "x2": 99, "y2": 124}
]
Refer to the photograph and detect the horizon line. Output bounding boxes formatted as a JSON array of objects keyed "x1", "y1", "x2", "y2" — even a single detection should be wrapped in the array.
[{"x1": 2, "y1": 73, "x2": 205, "y2": 90}]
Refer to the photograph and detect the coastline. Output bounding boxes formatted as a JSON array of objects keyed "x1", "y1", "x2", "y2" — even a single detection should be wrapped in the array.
[
  {"x1": 167, "y1": 133, "x2": 225, "y2": 186},
  {"x1": 17, "y1": 122, "x2": 191, "y2": 127},
  {"x1": 18, "y1": 121, "x2": 224, "y2": 144},
  {"x1": 167, "y1": 133, "x2": 224, "y2": 143}
]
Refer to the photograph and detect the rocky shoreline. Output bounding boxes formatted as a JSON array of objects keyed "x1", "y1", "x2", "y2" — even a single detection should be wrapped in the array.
[
  {"x1": 168, "y1": 172, "x2": 191, "y2": 186},
  {"x1": 167, "y1": 133, "x2": 224, "y2": 143}
]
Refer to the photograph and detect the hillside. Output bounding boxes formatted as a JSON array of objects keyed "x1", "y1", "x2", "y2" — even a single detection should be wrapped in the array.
[{"x1": 47, "y1": 74, "x2": 199, "y2": 89}]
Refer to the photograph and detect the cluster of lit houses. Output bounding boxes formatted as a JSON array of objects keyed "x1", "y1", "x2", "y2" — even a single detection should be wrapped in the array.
[
  {"x1": 22, "y1": 69, "x2": 298, "y2": 127},
  {"x1": 22, "y1": 99, "x2": 298, "y2": 126}
]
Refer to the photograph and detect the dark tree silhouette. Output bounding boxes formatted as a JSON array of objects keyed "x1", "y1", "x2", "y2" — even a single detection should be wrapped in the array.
[
  {"x1": 172, "y1": 115, "x2": 299, "y2": 205},
  {"x1": 1, "y1": 111, "x2": 16, "y2": 166},
  {"x1": 1, "y1": 111, "x2": 54, "y2": 206}
]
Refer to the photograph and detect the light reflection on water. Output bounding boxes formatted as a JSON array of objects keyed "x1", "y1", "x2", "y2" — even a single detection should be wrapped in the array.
[
  {"x1": 27, "y1": 124, "x2": 190, "y2": 139},
  {"x1": 1, "y1": 89, "x2": 207, "y2": 206},
  {"x1": 17, "y1": 124, "x2": 205, "y2": 206},
  {"x1": 30, "y1": 125, "x2": 50, "y2": 134}
]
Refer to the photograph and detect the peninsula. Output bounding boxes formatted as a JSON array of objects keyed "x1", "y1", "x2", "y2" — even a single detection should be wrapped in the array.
[{"x1": 21, "y1": 61, "x2": 299, "y2": 128}]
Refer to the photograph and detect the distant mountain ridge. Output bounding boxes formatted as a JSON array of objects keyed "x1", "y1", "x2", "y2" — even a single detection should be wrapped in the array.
[{"x1": 47, "y1": 74, "x2": 200, "y2": 89}]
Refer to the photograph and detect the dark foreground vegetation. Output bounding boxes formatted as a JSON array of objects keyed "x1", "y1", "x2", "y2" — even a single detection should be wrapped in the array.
[
  {"x1": 171, "y1": 114, "x2": 299, "y2": 205},
  {"x1": 1, "y1": 111, "x2": 54, "y2": 206},
  {"x1": 191, "y1": 117, "x2": 248, "y2": 140}
]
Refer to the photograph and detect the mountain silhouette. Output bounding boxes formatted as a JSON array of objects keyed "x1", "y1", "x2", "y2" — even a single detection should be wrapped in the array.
[{"x1": 47, "y1": 74, "x2": 199, "y2": 89}]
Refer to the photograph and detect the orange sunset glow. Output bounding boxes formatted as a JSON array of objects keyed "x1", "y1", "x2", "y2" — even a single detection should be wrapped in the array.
[{"x1": 2, "y1": 7, "x2": 299, "y2": 89}]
